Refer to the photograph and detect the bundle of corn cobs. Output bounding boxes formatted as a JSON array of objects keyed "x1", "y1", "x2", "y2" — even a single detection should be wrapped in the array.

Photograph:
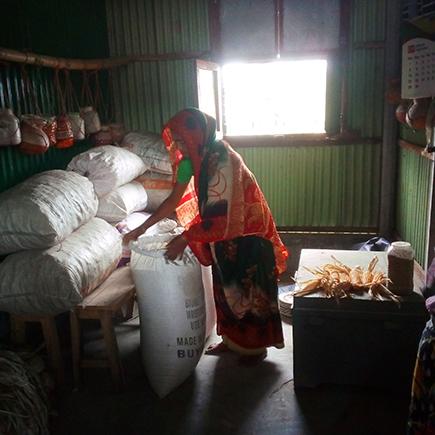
[{"x1": 294, "y1": 256, "x2": 400, "y2": 304}]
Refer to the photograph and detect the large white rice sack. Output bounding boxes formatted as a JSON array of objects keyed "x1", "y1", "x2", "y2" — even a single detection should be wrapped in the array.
[
  {"x1": 0, "y1": 218, "x2": 122, "y2": 315},
  {"x1": 130, "y1": 233, "x2": 206, "y2": 398},
  {"x1": 0, "y1": 170, "x2": 98, "y2": 255},
  {"x1": 97, "y1": 181, "x2": 148, "y2": 223},
  {"x1": 134, "y1": 171, "x2": 173, "y2": 212},
  {"x1": 67, "y1": 145, "x2": 147, "y2": 197},
  {"x1": 121, "y1": 132, "x2": 173, "y2": 175}
]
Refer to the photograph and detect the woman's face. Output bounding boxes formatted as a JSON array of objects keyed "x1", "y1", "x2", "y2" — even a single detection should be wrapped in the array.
[{"x1": 172, "y1": 132, "x2": 188, "y2": 156}]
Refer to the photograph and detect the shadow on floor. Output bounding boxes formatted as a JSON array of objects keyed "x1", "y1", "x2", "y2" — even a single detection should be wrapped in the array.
[{"x1": 51, "y1": 315, "x2": 410, "y2": 435}]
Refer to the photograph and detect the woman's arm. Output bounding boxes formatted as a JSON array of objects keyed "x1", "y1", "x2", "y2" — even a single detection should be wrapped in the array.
[{"x1": 123, "y1": 181, "x2": 189, "y2": 244}]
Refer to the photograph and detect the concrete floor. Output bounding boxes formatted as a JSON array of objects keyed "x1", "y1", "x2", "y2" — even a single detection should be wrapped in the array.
[
  {"x1": 51, "y1": 234, "x2": 411, "y2": 435},
  {"x1": 52, "y1": 310, "x2": 411, "y2": 435}
]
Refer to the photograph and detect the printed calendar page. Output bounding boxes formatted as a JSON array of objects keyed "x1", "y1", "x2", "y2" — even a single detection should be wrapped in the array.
[{"x1": 402, "y1": 38, "x2": 435, "y2": 99}]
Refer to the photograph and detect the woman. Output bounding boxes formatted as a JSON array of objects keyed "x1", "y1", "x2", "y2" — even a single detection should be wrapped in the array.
[{"x1": 124, "y1": 108, "x2": 288, "y2": 364}]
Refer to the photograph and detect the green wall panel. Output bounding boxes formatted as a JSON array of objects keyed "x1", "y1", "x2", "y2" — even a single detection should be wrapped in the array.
[
  {"x1": 237, "y1": 143, "x2": 381, "y2": 229},
  {"x1": 396, "y1": 148, "x2": 433, "y2": 267},
  {"x1": 106, "y1": 0, "x2": 209, "y2": 132},
  {"x1": 0, "y1": 141, "x2": 92, "y2": 193}
]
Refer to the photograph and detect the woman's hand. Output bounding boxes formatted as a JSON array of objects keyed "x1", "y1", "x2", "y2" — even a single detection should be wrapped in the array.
[
  {"x1": 165, "y1": 234, "x2": 188, "y2": 261},
  {"x1": 123, "y1": 227, "x2": 145, "y2": 246}
]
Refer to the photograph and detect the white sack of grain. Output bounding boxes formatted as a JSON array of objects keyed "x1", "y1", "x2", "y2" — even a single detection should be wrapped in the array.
[
  {"x1": 0, "y1": 170, "x2": 98, "y2": 255},
  {"x1": 130, "y1": 232, "x2": 206, "y2": 398},
  {"x1": 121, "y1": 131, "x2": 172, "y2": 175},
  {"x1": 97, "y1": 181, "x2": 148, "y2": 223},
  {"x1": 134, "y1": 171, "x2": 173, "y2": 212},
  {"x1": 67, "y1": 145, "x2": 147, "y2": 197},
  {"x1": 0, "y1": 218, "x2": 122, "y2": 315}
]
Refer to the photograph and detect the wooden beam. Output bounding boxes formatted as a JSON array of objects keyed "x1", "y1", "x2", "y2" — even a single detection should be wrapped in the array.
[{"x1": 0, "y1": 47, "x2": 210, "y2": 70}]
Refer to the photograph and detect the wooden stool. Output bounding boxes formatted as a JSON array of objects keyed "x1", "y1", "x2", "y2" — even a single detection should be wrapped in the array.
[
  {"x1": 70, "y1": 267, "x2": 135, "y2": 391},
  {"x1": 10, "y1": 313, "x2": 65, "y2": 386}
]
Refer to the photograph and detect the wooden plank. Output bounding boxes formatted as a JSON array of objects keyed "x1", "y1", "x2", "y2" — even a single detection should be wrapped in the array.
[
  {"x1": 100, "y1": 311, "x2": 123, "y2": 391},
  {"x1": 40, "y1": 316, "x2": 64, "y2": 386},
  {"x1": 70, "y1": 310, "x2": 81, "y2": 388},
  {"x1": 0, "y1": 47, "x2": 209, "y2": 70},
  {"x1": 78, "y1": 267, "x2": 135, "y2": 309}
]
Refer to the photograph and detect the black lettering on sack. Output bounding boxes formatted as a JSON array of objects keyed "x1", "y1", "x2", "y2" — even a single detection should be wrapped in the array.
[
  {"x1": 186, "y1": 307, "x2": 204, "y2": 319},
  {"x1": 190, "y1": 320, "x2": 202, "y2": 330},
  {"x1": 177, "y1": 347, "x2": 203, "y2": 358},
  {"x1": 176, "y1": 336, "x2": 198, "y2": 346}
]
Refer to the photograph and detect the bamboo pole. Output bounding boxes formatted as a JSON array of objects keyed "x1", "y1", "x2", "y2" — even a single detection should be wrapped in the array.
[{"x1": 0, "y1": 47, "x2": 209, "y2": 70}]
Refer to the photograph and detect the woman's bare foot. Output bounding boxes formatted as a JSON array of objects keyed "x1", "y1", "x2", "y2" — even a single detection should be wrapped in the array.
[
  {"x1": 238, "y1": 350, "x2": 267, "y2": 366},
  {"x1": 204, "y1": 341, "x2": 230, "y2": 355}
]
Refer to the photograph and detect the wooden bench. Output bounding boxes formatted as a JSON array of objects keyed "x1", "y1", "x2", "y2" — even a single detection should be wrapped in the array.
[
  {"x1": 69, "y1": 267, "x2": 135, "y2": 391},
  {"x1": 10, "y1": 313, "x2": 65, "y2": 386}
]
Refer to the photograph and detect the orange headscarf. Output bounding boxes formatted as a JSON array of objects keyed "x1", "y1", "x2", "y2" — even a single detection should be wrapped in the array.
[{"x1": 162, "y1": 108, "x2": 288, "y2": 274}]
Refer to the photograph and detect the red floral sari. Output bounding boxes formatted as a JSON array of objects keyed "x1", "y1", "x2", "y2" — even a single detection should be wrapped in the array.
[{"x1": 162, "y1": 108, "x2": 288, "y2": 352}]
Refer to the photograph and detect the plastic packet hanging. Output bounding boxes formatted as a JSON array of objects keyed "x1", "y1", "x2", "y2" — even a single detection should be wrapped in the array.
[
  {"x1": 19, "y1": 117, "x2": 50, "y2": 154},
  {"x1": 0, "y1": 108, "x2": 21, "y2": 146},
  {"x1": 55, "y1": 114, "x2": 74, "y2": 149}
]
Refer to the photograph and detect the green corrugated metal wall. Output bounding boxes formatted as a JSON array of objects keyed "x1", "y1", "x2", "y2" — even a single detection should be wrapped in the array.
[
  {"x1": 106, "y1": 0, "x2": 208, "y2": 132},
  {"x1": 0, "y1": 0, "x2": 109, "y2": 193},
  {"x1": 347, "y1": 0, "x2": 386, "y2": 138},
  {"x1": 396, "y1": 149, "x2": 433, "y2": 266},
  {"x1": 239, "y1": 143, "x2": 381, "y2": 228}
]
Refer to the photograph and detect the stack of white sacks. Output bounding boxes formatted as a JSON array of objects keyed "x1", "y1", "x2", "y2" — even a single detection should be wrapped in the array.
[
  {"x1": 121, "y1": 132, "x2": 174, "y2": 211},
  {"x1": 66, "y1": 135, "x2": 176, "y2": 255},
  {"x1": 0, "y1": 170, "x2": 122, "y2": 315},
  {"x1": 68, "y1": 144, "x2": 150, "y2": 225}
]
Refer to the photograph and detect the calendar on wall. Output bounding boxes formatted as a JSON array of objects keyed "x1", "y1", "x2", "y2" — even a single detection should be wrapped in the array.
[{"x1": 401, "y1": 38, "x2": 435, "y2": 99}]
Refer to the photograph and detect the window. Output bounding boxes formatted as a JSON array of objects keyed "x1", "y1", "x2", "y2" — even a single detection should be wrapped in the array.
[{"x1": 222, "y1": 59, "x2": 327, "y2": 136}]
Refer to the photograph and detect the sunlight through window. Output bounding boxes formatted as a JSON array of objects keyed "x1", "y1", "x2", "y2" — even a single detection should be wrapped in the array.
[{"x1": 222, "y1": 60, "x2": 327, "y2": 135}]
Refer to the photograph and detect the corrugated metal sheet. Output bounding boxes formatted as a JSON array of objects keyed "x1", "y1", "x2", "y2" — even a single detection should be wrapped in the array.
[
  {"x1": 238, "y1": 143, "x2": 381, "y2": 228},
  {"x1": 351, "y1": 0, "x2": 386, "y2": 43},
  {"x1": 106, "y1": 0, "x2": 209, "y2": 132},
  {"x1": 347, "y1": 48, "x2": 385, "y2": 138},
  {"x1": 0, "y1": 142, "x2": 92, "y2": 193},
  {"x1": 347, "y1": 0, "x2": 386, "y2": 138},
  {"x1": 396, "y1": 148, "x2": 433, "y2": 267},
  {"x1": 153, "y1": 0, "x2": 210, "y2": 53}
]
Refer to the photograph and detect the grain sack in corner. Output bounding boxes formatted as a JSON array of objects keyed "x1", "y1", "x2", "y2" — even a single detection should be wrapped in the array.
[
  {"x1": 0, "y1": 218, "x2": 122, "y2": 315},
  {"x1": 67, "y1": 145, "x2": 147, "y2": 197},
  {"x1": 0, "y1": 170, "x2": 98, "y2": 255}
]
